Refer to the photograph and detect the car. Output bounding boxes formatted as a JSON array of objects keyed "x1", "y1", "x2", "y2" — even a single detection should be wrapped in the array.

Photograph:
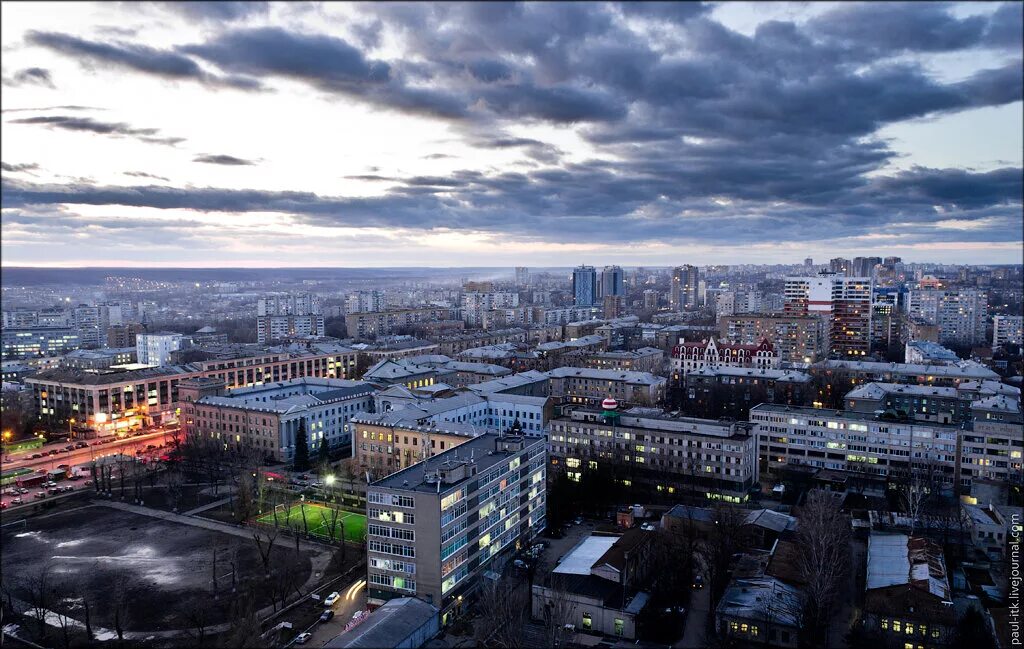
[
  {"x1": 294, "y1": 632, "x2": 312, "y2": 645},
  {"x1": 46, "y1": 481, "x2": 57, "y2": 488},
  {"x1": 31, "y1": 453, "x2": 42, "y2": 459},
  {"x1": 513, "y1": 559, "x2": 528, "y2": 570},
  {"x1": 61, "y1": 485, "x2": 74, "y2": 493},
  {"x1": 36, "y1": 468, "x2": 47, "y2": 474},
  {"x1": 57, "y1": 464, "x2": 69, "y2": 469},
  {"x1": 18, "y1": 488, "x2": 29, "y2": 494},
  {"x1": 319, "y1": 610, "x2": 335, "y2": 623},
  {"x1": 692, "y1": 575, "x2": 704, "y2": 590},
  {"x1": 11, "y1": 497, "x2": 23, "y2": 505},
  {"x1": 34, "y1": 491, "x2": 47, "y2": 499},
  {"x1": 84, "y1": 480, "x2": 93, "y2": 486},
  {"x1": 573, "y1": 516, "x2": 584, "y2": 525},
  {"x1": 48, "y1": 488, "x2": 59, "y2": 495},
  {"x1": 92, "y1": 441, "x2": 103, "y2": 446},
  {"x1": 48, "y1": 450, "x2": 59, "y2": 456},
  {"x1": 146, "y1": 444, "x2": 157, "y2": 450},
  {"x1": 75, "y1": 442, "x2": 88, "y2": 448},
  {"x1": 0, "y1": 501, "x2": 7, "y2": 509},
  {"x1": 322, "y1": 591, "x2": 340, "y2": 606},
  {"x1": 64, "y1": 445, "x2": 74, "y2": 451}
]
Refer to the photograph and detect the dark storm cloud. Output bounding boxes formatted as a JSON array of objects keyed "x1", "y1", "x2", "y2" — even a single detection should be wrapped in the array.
[
  {"x1": 124, "y1": 170, "x2": 170, "y2": 181},
  {"x1": 26, "y1": 31, "x2": 262, "y2": 90},
  {"x1": 7, "y1": 115, "x2": 184, "y2": 145},
  {"x1": 2, "y1": 67, "x2": 55, "y2": 88},
  {"x1": 193, "y1": 154, "x2": 257, "y2": 166},
  {"x1": 1, "y1": 162, "x2": 40, "y2": 174},
  {"x1": 9, "y1": 2, "x2": 1022, "y2": 252},
  {"x1": 155, "y1": 1, "x2": 270, "y2": 23}
]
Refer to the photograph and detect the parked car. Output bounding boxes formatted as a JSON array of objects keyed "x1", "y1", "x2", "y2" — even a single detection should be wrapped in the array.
[
  {"x1": 322, "y1": 591, "x2": 340, "y2": 606},
  {"x1": 573, "y1": 516, "x2": 584, "y2": 525},
  {"x1": 692, "y1": 575, "x2": 704, "y2": 590},
  {"x1": 84, "y1": 480, "x2": 93, "y2": 486},
  {"x1": 61, "y1": 485, "x2": 74, "y2": 493},
  {"x1": 64, "y1": 445, "x2": 74, "y2": 451},
  {"x1": 34, "y1": 491, "x2": 47, "y2": 499},
  {"x1": 294, "y1": 632, "x2": 312, "y2": 645},
  {"x1": 319, "y1": 610, "x2": 335, "y2": 623},
  {"x1": 18, "y1": 488, "x2": 29, "y2": 494},
  {"x1": 31, "y1": 453, "x2": 42, "y2": 459},
  {"x1": 57, "y1": 464, "x2": 69, "y2": 469},
  {"x1": 11, "y1": 497, "x2": 23, "y2": 505},
  {"x1": 1, "y1": 501, "x2": 7, "y2": 510},
  {"x1": 76, "y1": 442, "x2": 88, "y2": 448}
]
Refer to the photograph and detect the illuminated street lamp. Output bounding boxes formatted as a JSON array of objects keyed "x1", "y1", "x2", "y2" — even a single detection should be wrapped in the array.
[{"x1": 324, "y1": 475, "x2": 336, "y2": 486}]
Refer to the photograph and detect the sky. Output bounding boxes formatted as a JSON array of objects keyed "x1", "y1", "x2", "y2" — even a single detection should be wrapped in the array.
[{"x1": 1, "y1": 1, "x2": 1021, "y2": 268}]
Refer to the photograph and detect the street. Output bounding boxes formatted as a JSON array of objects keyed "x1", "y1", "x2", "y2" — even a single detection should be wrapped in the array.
[
  {"x1": 289, "y1": 575, "x2": 367, "y2": 647},
  {"x1": 1, "y1": 428, "x2": 176, "y2": 510}
]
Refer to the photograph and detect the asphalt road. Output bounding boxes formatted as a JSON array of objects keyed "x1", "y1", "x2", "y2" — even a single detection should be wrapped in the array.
[
  {"x1": 1, "y1": 428, "x2": 176, "y2": 510},
  {"x1": 289, "y1": 575, "x2": 368, "y2": 647}
]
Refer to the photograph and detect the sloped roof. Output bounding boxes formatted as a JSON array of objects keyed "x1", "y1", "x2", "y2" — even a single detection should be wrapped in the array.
[{"x1": 867, "y1": 532, "x2": 950, "y2": 600}]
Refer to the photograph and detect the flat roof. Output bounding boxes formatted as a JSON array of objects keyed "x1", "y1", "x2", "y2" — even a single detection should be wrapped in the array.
[
  {"x1": 750, "y1": 403, "x2": 966, "y2": 428},
  {"x1": 546, "y1": 366, "x2": 666, "y2": 385},
  {"x1": 371, "y1": 433, "x2": 536, "y2": 493},
  {"x1": 553, "y1": 535, "x2": 619, "y2": 576},
  {"x1": 815, "y1": 359, "x2": 998, "y2": 380},
  {"x1": 324, "y1": 597, "x2": 437, "y2": 649}
]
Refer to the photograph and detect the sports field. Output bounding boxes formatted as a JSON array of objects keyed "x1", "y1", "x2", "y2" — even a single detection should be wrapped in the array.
[{"x1": 256, "y1": 502, "x2": 366, "y2": 542}]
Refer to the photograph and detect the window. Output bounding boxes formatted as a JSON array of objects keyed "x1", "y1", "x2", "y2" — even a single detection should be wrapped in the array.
[
  {"x1": 614, "y1": 619, "x2": 624, "y2": 636},
  {"x1": 582, "y1": 613, "x2": 592, "y2": 630}
]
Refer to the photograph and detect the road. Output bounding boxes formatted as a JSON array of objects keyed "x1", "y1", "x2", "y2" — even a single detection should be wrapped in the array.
[
  {"x1": 290, "y1": 575, "x2": 367, "y2": 647},
  {"x1": 1, "y1": 427, "x2": 176, "y2": 510},
  {"x1": 677, "y1": 557, "x2": 711, "y2": 649}
]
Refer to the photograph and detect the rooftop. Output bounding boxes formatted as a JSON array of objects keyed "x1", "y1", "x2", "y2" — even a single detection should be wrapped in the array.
[
  {"x1": 846, "y1": 382, "x2": 960, "y2": 400},
  {"x1": 371, "y1": 433, "x2": 537, "y2": 493},
  {"x1": 564, "y1": 407, "x2": 749, "y2": 439},
  {"x1": 688, "y1": 366, "x2": 810, "y2": 381},
  {"x1": 466, "y1": 370, "x2": 548, "y2": 394},
  {"x1": 323, "y1": 597, "x2": 437, "y2": 649},
  {"x1": 750, "y1": 403, "x2": 967, "y2": 428},
  {"x1": 866, "y1": 532, "x2": 950, "y2": 600},
  {"x1": 717, "y1": 577, "x2": 803, "y2": 628},
  {"x1": 815, "y1": 359, "x2": 999, "y2": 380},
  {"x1": 546, "y1": 366, "x2": 666, "y2": 385},
  {"x1": 27, "y1": 364, "x2": 196, "y2": 386}
]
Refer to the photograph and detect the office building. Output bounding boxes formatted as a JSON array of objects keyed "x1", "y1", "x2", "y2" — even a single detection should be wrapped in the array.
[
  {"x1": 136, "y1": 331, "x2": 183, "y2": 366},
  {"x1": 352, "y1": 416, "x2": 484, "y2": 479},
  {"x1": 365, "y1": 433, "x2": 547, "y2": 620},
  {"x1": 804, "y1": 257, "x2": 814, "y2": 268},
  {"x1": 670, "y1": 265, "x2": 699, "y2": 311},
  {"x1": 719, "y1": 314, "x2": 822, "y2": 363},
  {"x1": 1, "y1": 328, "x2": 80, "y2": 360},
  {"x1": 784, "y1": 272, "x2": 872, "y2": 357},
  {"x1": 870, "y1": 287, "x2": 902, "y2": 353},
  {"x1": 993, "y1": 315, "x2": 1023, "y2": 348},
  {"x1": 578, "y1": 348, "x2": 664, "y2": 374},
  {"x1": 906, "y1": 289, "x2": 988, "y2": 346},
  {"x1": 599, "y1": 266, "x2": 625, "y2": 298},
  {"x1": 844, "y1": 382, "x2": 972, "y2": 424},
  {"x1": 548, "y1": 406, "x2": 759, "y2": 502},
  {"x1": 573, "y1": 265, "x2": 598, "y2": 307},
  {"x1": 181, "y1": 377, "x2": 375, "y2": 462},
  {"x1": 715, "y1": 290, "x2": 763, "y2": 317}
]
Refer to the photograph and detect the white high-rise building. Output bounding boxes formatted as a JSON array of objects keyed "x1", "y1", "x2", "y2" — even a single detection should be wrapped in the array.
[
  {"x1": 993, "y1": 315, "x2": 1023, "y2": 348},
  {"x1": 136, "y1": 332, "x2": 183, "y2": 366},
  {"x1": 461, "y1": 290, "x2": 519, "y2": 327},
  {"x1": 907, "y1": 289, "x2": 988, "y2": 346},
  {"x1": 257, "y1": 293, "x2": 321, "y2": 317},
  {"x1": 784, "y1": 272, "x2": 872, "y2": 357},
  {"x1": 346, "y1": 290, "x2": 386, "y2": 314}
]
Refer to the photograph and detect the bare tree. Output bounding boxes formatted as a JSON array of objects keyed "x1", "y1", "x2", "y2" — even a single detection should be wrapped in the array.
[
  {"x1": 794, "y1": 489, "x2": 850, "y2": 648},
  {"x1": 220, "y1": 586, "x2": 266, "y2": 649},
  {"x1": 540, "y1": 581, "x2": 577, "y2": 648},
  {"x1": 181, "y1": 600, "x2": 210, "y2": 646},
  {"x1": 475, "y1": 579, "x2": 529, "y2": 649},
  {"x1": 107, "y1": 569, "x2": 134, "y2": 649},
  {"x1": 166, "y1": 467, "x2": 184, "y2": 513},
  {"x1": 895, "y1": 459, "x2": 940, "y2": 536},
  {"x1": 20, "y1": 563, "x2": 54, "y2": 644},
  {"x1": 252, "y1": 529, "x2": 278, "y2": 576}
]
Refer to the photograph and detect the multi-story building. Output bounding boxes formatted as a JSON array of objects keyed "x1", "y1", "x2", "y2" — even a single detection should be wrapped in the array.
[
  {"x1": 719, "y1": 314, "x2": 822, "y2": 364},
  {"x1": 62, "y1": 347, "x2": 137, "y2": 370},
  {"x1": 256, "y1": 313, "x2": 326, "y2": 344},
  {"x1": 257, "y1": 293, "x2": 321, "y2": 317},
  {"x1": 784, "y1": 272, "x2": 872, "y2": 357},
  {"x1": 829, "y1": 257, "x2": 851, "y2": 276},
  {"x1": 180, "y1": 377, "x2": 374, "y2": 462},
  {"x1": 599, "y1": 266, "x2": 624, "y2": 298},
  {"x1": 365, "y1": 433, "x2": 547, "y2": 621},
  {"x1": 870, "y1": 287, "x2": 903, "y2": 353},
  {"x1": 811, "y1": 359, "x2": 999, "y2": 389},
  {"x1": 845, "y1": 382, "x2": 972, "y2": 424},
  {"x1": 136, "y1": 332, "x2": 183, "y2": 366},
  {"x1": 573, "y1": 265, "x2": 598, "y2": 307},
  {"x1": 346, "y1": 308, "x2": 458, "y2": 340},
  {"x1": 643, "y1": 289, "x2": 659, "y2": 311},
  {"x1": 352, "y1": 416, "x2": 482, "y2": 479},
  {"x1": 852, "y1": 256, "x2": 882, "y2": 278},
  {"x1": 1, "y1": 328, "x2": 80, "y2": 360},
  {"x1": 514, "y1": 266, "x2": 530, "y2": 287},
  {"x1": 904, "y1": 341, "x2": 960, "y2": 365},
  {"x1": 548, "y1": 406, "x2": 759, "y2": 502},
  {"x1": 715, "y1": 290, "x2": 763, "y2": 317},
  {"x1": 26, "y1": 344, "x2": 359, "y2": 433},
  {"x1": 72, "y1": 304, "x2": 111, "y2": 348},
  {"x1": 106, "y1": 322, "x2": 146, "y2": 348},
  {"x1": 963, "y1": 394, "x2": 1022, "y2": 485},
  {"x1": 578, "y1": 348, "x2": 664, "y2": 374},
  {"x1": 993, "y1": 314, "x2": 1023, "y2": 348},
  {"x1": 346, "y1": 290, "x2": 386, "y2": 315},
  {"x1": 546, "y1": 366, "x2": 667, "y2": 406},
  {"x1": 906, "y1": 289, "x2": 988, "y2": 346},
  {"x1": 671, "y1": 337, "x2": 779, "y2": 380},
  {"x1": 682, "y1": 367, "x2": 812, "y2": 419},
  {"x1": 670, "y1": 265, "x2": 699, "y2": 311},
  {"x1": 434, "y1": 328, "x2": 528, "y2": 356},
  {"x1": 461, "y1": 289, "x2": 519, "y2": 327}
]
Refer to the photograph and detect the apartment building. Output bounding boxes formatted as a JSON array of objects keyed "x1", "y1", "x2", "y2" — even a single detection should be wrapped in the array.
[
  {"x1": 434, "y1": 328, "x2": 528, "y2": 356},
  {"x1": 719, "y1": 314, "x2": 822, "y2": 363},
  {"x1": 906, "y1": 289, "x2": 988, "y2": 346},
  {"x1": 548, "y1": 407, "x2": 759, "y2": 502},
  {"x1": 461, "y1": 290, "x2": 519, "y2": 327},
  {"x1": 352, "y1": 416, "x2": 482, "y2": 479},
  {"x1": 346, "y1": 308, "x2": 457, "y2": 339},
  {"x1": 365, "y1": 433, "x2": 547, "y2": 621},
  {"x1": 181, "y1": 377, "x2": 375, "y2": 461},
  {"x1": 136, "y1": 331, "x2": 183, "y2": 366},
  {"x1": 993, "y1": 314, "x2": 1023, "y2": 348},
  {"x1": 256, "y1": 313, "x2": 326, "y2": 344},
  {"x1": 845, "y1": 382, "x2": 972, "y2": 424},
  {"x1": 670, "y1": 265, "x2": 700, "y2": 311},
  {"x1": 963, "y1": 394, "x2": 1022, "y2": 485},
  {"x1": 682, "y1": 367, "x2": 812, "y2": 419},
  {"x1": 546, "y1": 366, "x2": 667, "y2": 407},
  {"x1": 577, "y1": 347, "x2": 665, "y2": 374},
  {"x1": 904, "y1": 341, "x2": 960, "y2": 365},
  {"x1": 62, "y1": 347, "x2": 137, "y2": 370},
  {"x1": 1, "y1": 328, "x2": 80, "y2": 360},
  {"x1": 784, "y1": 273, "x2": 872, "y2": 357},
  {"x1": 811, "y1": 359, "x2": 999, "y2": 389}
]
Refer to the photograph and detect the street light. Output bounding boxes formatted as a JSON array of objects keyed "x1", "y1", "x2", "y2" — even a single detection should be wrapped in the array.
[{"x1": 324, "y1": 475, "x2": 336, "y2": 486}]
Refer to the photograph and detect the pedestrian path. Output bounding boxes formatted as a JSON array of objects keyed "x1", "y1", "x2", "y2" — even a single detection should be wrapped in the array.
[{"x1": 181, "y1": 496, "x2": 231, "y2": 516}]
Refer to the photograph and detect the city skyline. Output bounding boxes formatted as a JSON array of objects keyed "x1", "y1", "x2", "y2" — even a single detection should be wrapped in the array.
[{"x1": 2, "y1": 1, "x2": 1022, "y2": 267}]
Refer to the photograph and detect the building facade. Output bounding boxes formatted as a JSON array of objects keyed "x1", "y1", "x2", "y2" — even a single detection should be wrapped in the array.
[
  {"x1": 784, "y1": 273, "x2": 872, "y2": 357},
  {"x1": 670, "y1": 265, "x2": 699, "y2": 311},
  {"x1": 671, "y1": 337, "x2": 780, "y2": 380},
  {"x1": 573, "y1": 265, "x2": 598, "y2": 307},
  {"x1": 136, "y1": 332, "x2": 183, "y2": 366},
  {"x1": 719, "y1": 314, "x2": 822, "y2": 363},
  {"x1": 993, "y1": 314, "x2": 1023, "y2": 348}
]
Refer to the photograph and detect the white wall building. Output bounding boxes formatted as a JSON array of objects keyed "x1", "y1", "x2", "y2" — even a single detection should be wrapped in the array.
[{"x1": 136, "y1": 332, "x2": 183, "y2": 366}]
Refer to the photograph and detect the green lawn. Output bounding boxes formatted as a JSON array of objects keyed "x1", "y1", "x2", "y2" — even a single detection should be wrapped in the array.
[{"x1": 255, "y1": 502, "x2": 366, "y2": 542}]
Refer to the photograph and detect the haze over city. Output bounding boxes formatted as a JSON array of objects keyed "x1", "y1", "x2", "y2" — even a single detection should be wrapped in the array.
[{"x1": 2, "y1": 1, "x2": 1022, "y2": 267}]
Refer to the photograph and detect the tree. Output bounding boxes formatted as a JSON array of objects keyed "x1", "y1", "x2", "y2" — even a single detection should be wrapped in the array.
[
  {"x1": 895, "y1": 459, "x2": 941, "y2": 535},
  {"x1": 539, "y1": 581, "x2": 576, "y2": 648},
  {"x1": 475, "y1": 579, "x2": 528, "y2": 649},
  {"x1": 794, "y1": 490, "x2": 850, "y2": 648},
  {"x1": 293, "y1": 418, "x2": 310, "y2": 472},
  {"x1": 107, "y1": 569, "x2": 134, "y2": 649},
  {"x1": 252, "y1": 529, "x2": 278, "y2": 576},
  {"x1": 20, "y1": 563, "x2": 54, "y2": 644},
  {"x1": 318, "y1": 435, "x2": 330, "y2": 463}
]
